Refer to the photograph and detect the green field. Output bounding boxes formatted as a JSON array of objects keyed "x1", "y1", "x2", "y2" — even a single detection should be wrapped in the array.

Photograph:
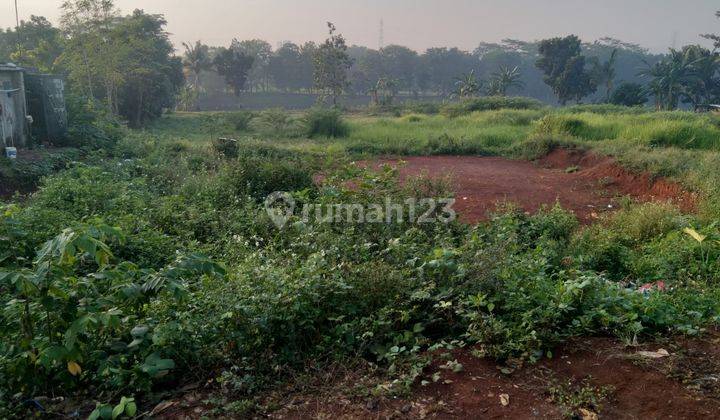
[{"x1": 3, "y1": 99, "x2": 720, "y2": 416}]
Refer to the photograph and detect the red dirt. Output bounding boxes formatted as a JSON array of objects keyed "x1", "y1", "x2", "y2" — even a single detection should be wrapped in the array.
[
  {"x1": 267, "y1": 336, "x2": 720, "y2": 419},
  {"x1": 374, "y1": 150, "x2": 697, "y2": 223}
]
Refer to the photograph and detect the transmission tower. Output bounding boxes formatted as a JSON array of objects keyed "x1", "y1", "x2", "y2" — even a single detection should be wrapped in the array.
[{"x1": 379, "y1": 19, "x2": 384, "y2": 50}]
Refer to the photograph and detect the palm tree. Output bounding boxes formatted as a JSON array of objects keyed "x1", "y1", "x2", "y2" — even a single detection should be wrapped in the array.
[
  {"x1": 593, "y1": 49, "x2": 618, "y2": 102},
  {"x1": 452, "y1": 70, "x2": 482, "y2": 98},
  {"x1": 486, "y1": 65, "x2": 524, "y2": 96},
  {"x1": 182, "y1": 40, "x2": 211, "y2": 90},
  {"x1": 639, "y1": 48, "x2": 701, "y2": 110},
  {"x1": 678, "y1": 45, "x2": 720, "y2": 109}
]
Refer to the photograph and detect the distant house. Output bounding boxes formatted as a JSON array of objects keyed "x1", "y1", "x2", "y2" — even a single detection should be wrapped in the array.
[{"x1": 0, "y1": 63, "x2": 68, "y2": 153}]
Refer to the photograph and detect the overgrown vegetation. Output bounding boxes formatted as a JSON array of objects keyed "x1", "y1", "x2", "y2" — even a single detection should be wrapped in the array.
[
  {"x1": 4, "y1": 3, "x2": 720, "y2": 417},
  {"x1": 4, "y1": 102, "x2": 720, "y2": 417}
]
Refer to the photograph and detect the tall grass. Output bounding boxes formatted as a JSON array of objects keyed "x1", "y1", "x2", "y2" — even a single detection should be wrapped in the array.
[{"x1": 533, "y1": 111, "x2": 720, "y2": 150}]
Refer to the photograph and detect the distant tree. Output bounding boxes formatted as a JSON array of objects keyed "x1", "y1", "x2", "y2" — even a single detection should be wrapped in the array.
[
  {"x1": 609, "y1": 82, "x2": 648, "y2": 106},
  {"x1": 536, "y1": 35, "x2": 597, "y2": 104},
  {"x1": 419, "y1": 47, "x2": 475, "y2": 94},
  {"x1": 5, "y1": 16, "x2": 63, "y2": 72},
  {"x1": 59, "y1": 0, "x2": 118, "y2": 101},
  {"x1": 639, "y1": 48, "x2": 700, "y2": 110},
  {"x1": 182, "y1": 41, "x2": 211, "y2": 90},
  {"x1": 677, "y1": 45, "x2": 720, "y2": 108},
  {"x1": 314, "y1": 22, "x2": 352, "y2": 106},
  {"x1": 380, "y1": 45, "x2": 419, "y2": 92},
  {"x1": 213, "y1": 47, "x2": 255, "y2": 96},
  {"x1": 112, "y1": 10, "x2": 184, "y2": 127},
  {"x1": 232, "y1": 39, "x2": 273, "y2": 92},
  {"x1": 486, "y1": 65, "x2": 524, "y2": 96},
  {"x1": 452, "y1": 70, "x2": 482, "y2": 98},
  {"x1": 298, "y1": 42, "x2": 318, "y2": 92},
  {"x1": 268, "y1": 42, "x2": 304, "y2": 91},
  {"x1": 701, "y1": 10, "x2": 720, "y2": 49},
  {"x1": 590, "y1": 48, "x2": 618, "y2": 102}
]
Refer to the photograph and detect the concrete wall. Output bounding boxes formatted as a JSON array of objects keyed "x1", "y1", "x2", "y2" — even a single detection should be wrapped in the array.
[
  {"x1": 197, "y1": 91, "x2": 447, "y2": 111},
  {"x1": 0, "y1": 68, "x2": 28, "y2": 149}
]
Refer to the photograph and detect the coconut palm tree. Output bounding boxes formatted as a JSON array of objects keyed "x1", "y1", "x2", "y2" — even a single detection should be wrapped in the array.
[
  {"x1": 486, "y1": 65, "x2": 524, "y2": 96},
  {"x1": 592, "y1": 49, "x2": 618, "y2": 102},
  {"x1": 639, "y1": 49, "x2": 701, "y2": 110},
  {"x1": 678, "y1": 45, "x2": 720, "y2": 109},
  {"x1": 182, "y1": 40, "x2": 211, "y2": 90}
]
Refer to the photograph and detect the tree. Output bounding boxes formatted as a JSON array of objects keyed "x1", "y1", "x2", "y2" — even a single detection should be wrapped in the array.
[
  {"x1": 59, "y1": 2, "x2": 183, "y2": 126},
  {"x1": 452, "y1": 70, "x2": 482, "y2": 98},
  {"x1": 213, "y1": 47, "x2": 254, "y2": 96},
  {"x1": 591, "y1": 48, "x2": 618, "y2": 102},
  {"x1": 677, "y1": 45, "x2": 720, "y2": 108},
  {"x1": 59, "y1": 0, "x2": 118, "y2": 101},
  {"x1": 4, "y1": 16, "x2": 63, "y2": 72},
  {"x1": 268, "y1": 42, "x2": 304, "y2": 92},
  {"x1": 380, "y1": 45, "x2": 419, "y2": 92},
  {"x1": 536, "y1": 35, "x2": 596, "y2": 104},
  {"x1": 112, "y1": 10, "x2": 184, "y2": 127},
  {"x1": 182, "y1": 41, "x2": 211, "y2": 90},
  {"x1": 314, "y1": 22, "x2": 352, "y2": 106},
  {"x1": 701, "y1": 10, "x2": 720, "y2": 49},
  {"x1": 639, "y1": 48, "x2": 700, "y2": 110},
  {"x1": 610, "y1": 82, "x2": 648, "y2": 106},
  {"x1": 232, "y1": 39, "x2": 273, "y2": 92},
  {"x1": 486, "y1": 65, "x2": 524, "y2": 96},
  {"x1": 419, "y1": 47, "x2": 475, "y2": 95}
]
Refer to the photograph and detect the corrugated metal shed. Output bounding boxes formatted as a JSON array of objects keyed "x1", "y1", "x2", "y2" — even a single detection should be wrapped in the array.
[
  {"x1": 25, "y1": 73, "x2": 68, "y2": 144},
  {"x1": 0, "y1": 63, "x2": 29, "y2": 149}
]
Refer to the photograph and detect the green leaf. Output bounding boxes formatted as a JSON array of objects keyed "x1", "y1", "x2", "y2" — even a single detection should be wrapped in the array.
[
  {"x1": 141, "y1": 352, "x2": 175, "y2": 377},
  {"x1": 111, "y1": 401, "x2": 125, "y2": 419},
  {"x1": 125, "y1": 401, "x2": 137, "y2": 417}
]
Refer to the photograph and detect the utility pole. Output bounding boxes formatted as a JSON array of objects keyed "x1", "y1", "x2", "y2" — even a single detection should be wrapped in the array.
[{"x1": 14, "y1": 0, "x2": 22, "y2": 60}]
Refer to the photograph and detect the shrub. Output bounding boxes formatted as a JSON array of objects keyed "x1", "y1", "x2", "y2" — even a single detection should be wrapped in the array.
[
  {"x1": 64, "y1": 94, "x2": 125, "y2": 149},
  {"x1": 249, "y1": 108, "x2": 304, "y2": 138},
  {"x1": 225, "y1": 110, "x2": 256, "y2": 131},
  {"x1": 304, "y1": 108, "x2": 350, "y2": 138},
  {"x1": 212, "y1": 137, "x2": 240, "y2": 158},
  {"x1": 403, "y1": 101, "x2": 442, "y2": 115},
  {"x1": 533, "y1": 114, "x2": 590, "y2": 137},
  {"x1": 610, "y1": 82, "x2": 649, "y2": 107}
]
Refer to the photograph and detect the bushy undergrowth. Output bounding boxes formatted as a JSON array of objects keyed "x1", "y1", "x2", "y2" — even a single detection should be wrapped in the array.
[
  {"x1": 304, "y1": 107, "x2": 350, "y2": 138},
  {"x1": 3, "y1": 105, "x2": 720, "y2": 416},
  {"x1": 441, "y1": 96, "x2": 545, "y2": 117}
]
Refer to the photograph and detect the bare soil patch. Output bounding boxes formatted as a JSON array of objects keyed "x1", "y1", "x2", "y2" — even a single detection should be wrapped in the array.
[
  {"x1": 266, "y1": 336, "x2": 720, "y2": 419},
  {"x1": 374, "y1": 150, "x2": 696, "y2": 223}
]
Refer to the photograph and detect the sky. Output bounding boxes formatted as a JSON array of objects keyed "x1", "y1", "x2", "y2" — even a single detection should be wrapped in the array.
[{"x1": 1, "y1": 0, "x2": 718, "y2": 53}]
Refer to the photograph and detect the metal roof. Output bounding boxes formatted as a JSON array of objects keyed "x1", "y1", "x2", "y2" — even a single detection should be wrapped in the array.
[{"x1": 0, "y1": 63, "x2": 24, "y2": 72}]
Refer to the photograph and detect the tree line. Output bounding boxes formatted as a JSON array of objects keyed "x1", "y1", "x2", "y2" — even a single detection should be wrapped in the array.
[{"x1": 2, "y1": 2, "x2": 719, "y2": 127}]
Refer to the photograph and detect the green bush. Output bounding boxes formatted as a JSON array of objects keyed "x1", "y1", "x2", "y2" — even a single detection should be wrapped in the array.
[
  {"x1": 249, "y1": 108, "x2": 304, "y2": 138},
  {"x1": 225, "y1": 110, "x2": 256, "y2": 131},
  {"x1": 212, "y1": 137, "x2": 240, "y2": 158},
  {"x1": 64, "y1": 95, "x2": 125, "y2": 149},
  {"x1": 304, "y1": 108, "x2": 350, "y2": 138}
]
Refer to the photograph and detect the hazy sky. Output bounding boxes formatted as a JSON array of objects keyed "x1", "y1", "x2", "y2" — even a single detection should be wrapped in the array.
[{"x1": 2, "y1": 0, "x2": 718, "y2": 53}]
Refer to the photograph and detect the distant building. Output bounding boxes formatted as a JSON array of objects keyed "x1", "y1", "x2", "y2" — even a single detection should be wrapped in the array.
[
  {"x1": 0, "y1": 63, "x2": 28, "y2": 149},
  {"x1": 0, "y1": 63, "x2": 68, "y2": 152}
]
